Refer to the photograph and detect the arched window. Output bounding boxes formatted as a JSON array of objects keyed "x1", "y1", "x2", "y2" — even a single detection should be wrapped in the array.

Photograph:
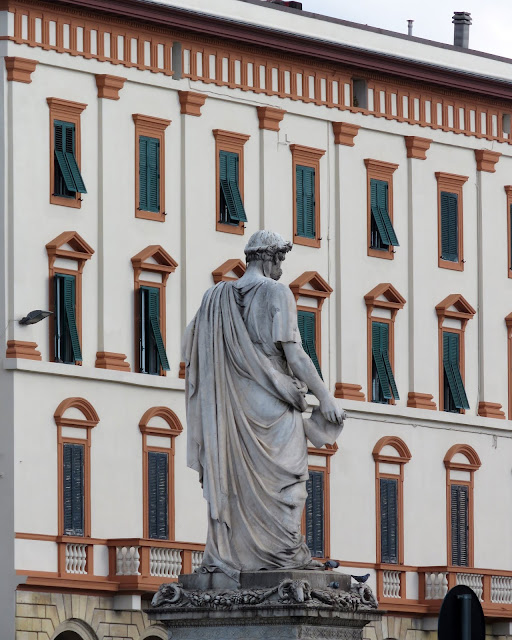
[
  {"x1": 139, "y1": 407, "x2": 183, "y2": 541},
  {"x1": 444, "y1": 444, "x2": 481, "y2": 568}
]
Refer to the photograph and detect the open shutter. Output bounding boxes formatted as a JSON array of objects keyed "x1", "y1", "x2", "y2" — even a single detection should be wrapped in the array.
[
  {"x1": 380, "y1": 323, "x2": 399, "y2": 400},
  {"x1": 443, "y1": 332, "x2": 469, "y2": 409},
  {"x1": 139, "y1": 137, "x2": 148, "y2": 211},
  {"x1": 305, "y1": 470, "x2": 324, "y2": 558},
  {"x1": 302, "y1": 165, "x2": 316, "y2": 239},
  {"x1": 63, "y1": 443, "x2": 85, "y2": 536},
  {"x1": 63, "y1": 123, "x2": 87, "y2": 193},
  {"x1": 147, "y1": 137, "x2": 160, "y2": 213},
  {"x1": 380, "y1": 477, "x2": 398, "y2": 564},
  {"x1": 376, "y1": 179, "x2": 399, "y2": 246},
  {"x1": 63, "y1": 276, "x2": 82, "y2": 363},
  {"x1": 296, "y1": 165, "x2": 305, "y2": 236},
  {"x1": 372, "y1": 322, "x2": 392, "y2": 400},
  {"x1": 298, "y1": 309, "x2": 322, "y2": 379},
  {"x1": 148, "y1": 289, "x2": 170, "y2": 371},
  {"x1": 451, "y1": 484, "x2": 469, "y2": 566},
  {"x1": 441, "y1": 192, "x2": 459, "y2": 261},
  {"x1": 148, "y1": 451, "x2": 169, "y2": 540},
  {"x1": 220, "y1": 151, "x2": 247, "y2": 223},
  {"x1": 370, "y1": 179, "x2": 391, "y2": 246},
  {"x1": 54, "y1": 121, "x2": 77, "y2": 192}
]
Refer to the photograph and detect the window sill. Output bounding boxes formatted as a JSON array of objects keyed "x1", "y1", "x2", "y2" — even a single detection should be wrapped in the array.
[
  {"x1": 4, "y1": 358, "x2": 185, "y2": 391},
  {"x1": 439, "y1": 258, "x2": 464, "y2": 271},
  {"x1": 50, "y1": 194, "x2": 81, "y2": 209},
  {"x1": 294, "y1": 235, "x2": 321, "y2": 248},
  {"x1": 135, "y1": 209, "x2": 165, "y2": 222},
  {"x1": 216, "y1": 220, "x2": 244, "y2": 235},
  {"x1": 368, "y1": 247, "x2": 393, "y2": 259}
]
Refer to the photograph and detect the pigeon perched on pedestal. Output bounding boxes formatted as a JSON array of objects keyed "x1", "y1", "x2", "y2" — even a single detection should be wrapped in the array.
[
  {"x1": 324, "y1": 559, "x2": 340, "y2": 569},
  {"x1": 351, "y1": 573, "x2": 370, "y2": 584}
]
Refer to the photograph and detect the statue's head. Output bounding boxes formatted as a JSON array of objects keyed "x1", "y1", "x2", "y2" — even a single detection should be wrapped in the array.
[{"x1": 244, "y1": 230, "x2": 292, "y2": 281}]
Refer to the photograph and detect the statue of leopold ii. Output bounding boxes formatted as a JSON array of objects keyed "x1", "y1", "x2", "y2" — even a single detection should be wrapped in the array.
[{"x1": 183, "y1": 230, "x2": 345, "y2": 582}]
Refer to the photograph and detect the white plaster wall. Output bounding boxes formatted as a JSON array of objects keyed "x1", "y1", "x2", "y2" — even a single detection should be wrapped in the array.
[{"x1": 15, "y1": 539, "x2": 58, "y2": 573}]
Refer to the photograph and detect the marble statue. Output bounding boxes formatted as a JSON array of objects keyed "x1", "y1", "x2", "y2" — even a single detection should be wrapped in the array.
[{"x1": 182, "y1": 230, "x2": 346, "y2": 582}]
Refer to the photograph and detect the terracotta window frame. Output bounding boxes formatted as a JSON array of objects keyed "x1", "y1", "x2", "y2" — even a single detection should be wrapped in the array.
[
  {"x1": 506, "y1": 186, "x2": 512, "y2": 279},
  {"x1": 436, "y1": 172, "x2": 469, "y2": 271},
  {"x1": 213, "y1": 129, "x2": 250, "y2": 235},
  {"x1": 444, "y1": 444, "x2": 481, "y2": 568},
  {"x1": 212, "y1": 259, "x2": 246, "y2": 284},
  {"x1": 301, "y1": 444, "x2": 337, "y2": 560},
  {"x1": 364, "y1": 159, "x2": 399, "y2": 260},
  {"x1": 47, "y1": 98, "x2": 87, "y2": 209},
  {"x1": 133, "y1": 114, "x2": 171, "y2": 222},
  {"x1": 54, "y1": 397, "x2": 99, "y2": 576},
  {"x1": 507, "y1": 314, "x2": 512, "y2": 420},
  {"x1": 364, "y1": 284, "x2": 406, "y2": 404},
  {"x1": 139, "y1": 407, "x2": 183, "y2": 541},
  {"x1": 131, "y1": 246, "x2": 178, "y2": 376},
  {"x1": 289, "y1": 271, "x2": 333, "y2": 371},
  {"x1": 373, "y1": 436, "x2": 411, "y2": 587},
  {"x1": 291, "y1": 144, "x2": 325, "y2": 248},
  {"x1": 436, "y1": 295, "x2": 476, "y2": 413},
  {"x1": 46, "y1": 232, "x2": 94, "y2": 365}
]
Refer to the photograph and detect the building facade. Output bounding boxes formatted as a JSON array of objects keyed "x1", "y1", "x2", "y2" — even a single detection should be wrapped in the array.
[{"x1": 2, "y1": 0, "x2": 512, "y2": 638}]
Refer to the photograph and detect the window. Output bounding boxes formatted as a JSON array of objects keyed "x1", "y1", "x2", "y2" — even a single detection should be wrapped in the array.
[
  {"x1": 139, "y1": 285, "x2": 169, "y2": 375},
  {"x1": 133, "y1": 114, "x2": 171, "y2": 222},
  {"x1": 365, "y1": 159, "x2": 399, "y2": 259},
  {"x1": 436, "y1": 172, "x2": 468, "y2": 271},
  {"x1": 305, "y1": 470, "x2": 324, "y2": 558},
  {"x1": 63, "y1": 442, "x2": 85, "y2": 536},
  {"x1": 444, "y1": 444, "x2": 481, "y2": 569},
  {"x1": 436, "y1": 294, "x2": 475, "y2": 412},
  {"x1": 47, "y1": 98, "x2": 87, "y2": 209},
  {"x1": 291, "y1": 144, "x2": 325, "y2": 248},
  {"x1": 132, "y1": 245, "x2": 178, "y2": 376},
  {"x1": 379, "y1": 477, "x2": 398, "y2": 563},
  {"x1": 365, "y1": 284, "x2": 406, "y2": 404},
  {"x1": 213, "y1": 129, "x2": 250, "y2": 235},
  {"x1": 46, "y1": 232, "x2": 94, "y2": 365},
  {"x1": 289, "y1": 271, "x2": 333, "y2": 381},
  {"x1": 140, "y1": 407, "x2": 183, "y2": 541},
  {"x1": 506, "y1": 186, "x2": 512, "y2": 278}
]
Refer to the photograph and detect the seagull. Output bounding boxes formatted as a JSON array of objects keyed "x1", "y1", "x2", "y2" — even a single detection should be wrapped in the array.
[
  {"x1": 324, "y1": 560, "x2": 340, "y2": 569},
  {"x1": 351, "y1": 573, "x2": 370, "y2": 584}
]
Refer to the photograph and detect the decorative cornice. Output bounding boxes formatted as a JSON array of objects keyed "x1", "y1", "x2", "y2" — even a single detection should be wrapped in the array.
[
  {"x1": 372, "y1": 436, "x2": 412, "y2": 464},
  {"x1": 474, "y1": 149, "x2": 502, "y2": 173},
  {"x1": 131, "y1": 245, "x2": 178, "y2": 284},
  {"x1": 290, "y1": 144, "x2": 326, "y2": 162},
  {"x1": 95, "y1": 74, "x2": 126, "y2": 100},
  {"x1": 95, "y1": 352, "x2": 130, "y2": 371},
  {"x1": 47, "y1": 97, "x2": 87, "y2": 116},
  {"x1": 179, "y1": 91, "x2": 207, "y2": 116},
  {"x1": 407, "y1": 392, "x2": 436, "y2": 410},
  {"x1": 54, "y1": 397, "x2": 100, "y2": 428},
  {"x1": 139, "y1": 407, "x2": 183, "y2": 437},
  {"x1": 404, "y1": 136, "x2": 432, "y2": 160},
  {"x1": 6, "y1": 340, "x2": 41, "y2": 361},
  {"x1": 332, "y1": 122, "x2": 360, "y2": 146},
  {"x1": 5, "y1": 57, "x2": 38, "y2": 83},
  {"x1": 257, "y1": 106, "x2": 286, "y2": 131},
  {"x1": 436, "y1": 294, "x2": 476, "y2": 323},
  {"x1": 364, "y1": 158, "x2": 399, "y2": 174},
  {"x1": 334, "y1": 383, "x2": 365, "y2": 401},
  {"x1": 46, "y1": 231, "x2": 94, "y2": 271},
  {"x1": 212, "y1": 259, "x2": 246, "y2": 284},
  {"x1": 444, "y1": 444, "x2": 481, "y2": 471},
  {"x1": 132, "y1": 113, "x2": 171, "y2": 130},
  {"x1": 289, "y1": 271, "x2": 332, "y2": 308},
  {"x1": 435, "y1": 171, "x2": 469, "y2": 188},
  {"x1": 364, "y1": 283, "x2": 406, "y2": 318},
  {"x1": 477, "y1": 401, "x2": 505, "y2": 420},
  {"x1": 213, "y1": 129, "x2": 251, "y2": 146}
]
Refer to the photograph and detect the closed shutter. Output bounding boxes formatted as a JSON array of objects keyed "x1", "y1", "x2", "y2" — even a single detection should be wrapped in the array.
[
  {"x1": 370, "y1": 179, "x2": 399, "y2": 247},
  {"x1": 380, "y1": 477, "x2": 398, "y2": 564},
  {"x1": 54, "y1": 121, "x2": 77, "y2": 192},
  {"x1": 220, "y1": 151, "x2": 247, "y2": 222},
  {"x1": 139, "y1": 136, "x2": 160, "y2": 213},
  {"x1": 63, "y1": 443, "x2": 85, "y2": 536},
  {"x1": 443, "y1": 332, "x2": 470, "y2": 409},
  {"x1": 440, "y1": 191, "x2": 459, "y2": 262},
  {"x1": 62, "y1": 275, "x2": 82, "y2": 363},
  {"x1": 297, "y1": 309, "x2": 322, "y2": 379},
  {"x1": 372, "y1": 322, "x2": 392, "y2": 400},
  {"x1": 148, "y1": 451, "x2": 169, "y2": 540},
  {"x1": 305, "y1": 470, "x2": 324, "y2": 558},
  {"x1": 451, "y1": 484, "x2": 469, "y2": 566},
  {"x1": 147, "y1": 288, "x2": 170, "y2": 371},
  {"x1": 296, "y1": 165, "x2": 315, "y2": 239}
]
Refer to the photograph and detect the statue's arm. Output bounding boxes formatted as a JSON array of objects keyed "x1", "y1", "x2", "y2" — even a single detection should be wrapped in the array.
[{"x1": 282, "y1": 341, "x2": 344, "y2": 424}]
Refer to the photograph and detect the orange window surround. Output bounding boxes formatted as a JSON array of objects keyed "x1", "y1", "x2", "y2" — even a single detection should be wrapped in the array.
[
  {"x1": 364, "y1": 159, "x2": 398, "y2": 260},
  {"x1": 436, "y1": 172, "x2": 468, "y2": 271},
  {"x1": 291, "y1": 144, "x2": 325, "y2": 248}
]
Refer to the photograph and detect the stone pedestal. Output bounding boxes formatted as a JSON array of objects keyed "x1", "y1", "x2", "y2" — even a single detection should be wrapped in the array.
[{"x1": 149, "y1": 571, "x2": 381, "y2": 640}]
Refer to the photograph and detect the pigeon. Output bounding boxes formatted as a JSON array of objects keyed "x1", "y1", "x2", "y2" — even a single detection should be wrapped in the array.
[
  {"x1": 324, "y1": 559, "x2": 340, "y2": 569},
  {"x1": 329, "y1": 581, "x2": 340, "y2": 589},
  {"x1": 351, "y1": 573, "x2": 370, "y2": 584}
]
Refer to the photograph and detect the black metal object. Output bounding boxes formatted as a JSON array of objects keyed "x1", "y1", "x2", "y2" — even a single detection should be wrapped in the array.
[{"x1": 438, "y1": 585, "x2": 485, "y2": 640}]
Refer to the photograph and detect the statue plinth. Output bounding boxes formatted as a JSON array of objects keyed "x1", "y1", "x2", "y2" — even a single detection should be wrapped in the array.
[{"x1": 149, "y1": 570, "x2": 381, "y2": 640}]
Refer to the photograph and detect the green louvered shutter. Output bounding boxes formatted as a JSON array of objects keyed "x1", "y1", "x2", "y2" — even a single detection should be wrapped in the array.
[
  {"x1": 296, "y1": 165, "x2": 315, "y2": 239},
  {"x1": 509, "y1": 204, "x2": 512, "y2": 270},
  {"x1": 63, "y1": 275, "x2": 82, "y2": 363},
  {"x1": 305, "y1": 470, "x2": 324, "y2": 558},
  {"x1": 443, "y1": 332, "x2": 469, "y2": 410},
  {"x1": 54, "y1": 121, "x2": 76, "y2": 193},
  {"x1": 440, "y1": 192, "x2": 459, "y2": 262},
  {"x1": 372, "y1": 322, "x2": 392, "y2": 400},
  {"x1": 139, "y1": 137, "x2": 148, "y2": 210},
  {"x1": 298, "y1": 309, "x2": 322, "y2": 379},
  {"x1": 451, "y1": 484, "x2": 469, "y2": 566},
  {"x1": 148, "y1": 288, "x2": 170, "y2": 371},
  {"x1": 380, "y1": 477, "x2": 398, "y2": 564},
  {"x1": 219, "y1": 151, "x2": 247, "y2": 223},
  {"x1": 63, "y1": 123, "x2": 87, "y2": 193},
  {"x1": 370, "y1": 179, "x2": 391, "y2": 246},
  {"x1": 139, "y1": 136, "x2": 160, "y2": 213},
  {"x1": 148, "y1": 451, "x2": 169, "y2": 540},
  {"x1": 63, "y1": 443, "x2": 85, "y2": 536},
  {"x1": 381, "y1": 324, "x2": 399, "y2": 400}
]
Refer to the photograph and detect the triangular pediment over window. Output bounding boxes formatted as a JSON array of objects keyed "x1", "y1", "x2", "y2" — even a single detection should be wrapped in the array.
[
  {"x1": 212, "y1": 259, "x2": 246, "y2": 283},
  {"x1": 46, "y1": 231, "x2": 94, "y2": 268},
  {"x1": 289, "y1": 271, "x2": 332, "y2": 304}
]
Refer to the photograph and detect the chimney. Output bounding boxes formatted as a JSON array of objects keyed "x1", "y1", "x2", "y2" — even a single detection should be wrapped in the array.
[
  {"x1": 452, "y1": 11, "x2": 471, "y2": 48},
  {"x1": 264, "y1": 1, "x2": 303, "y2": 9},
  {"x1": 407, "y1": 20, "x2": 414, "y2": 36}
]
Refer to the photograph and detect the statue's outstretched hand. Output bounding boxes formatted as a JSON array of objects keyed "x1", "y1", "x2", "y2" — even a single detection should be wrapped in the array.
[{"x1": 319, "y1": 396, "x2": 346, "y2": 424}]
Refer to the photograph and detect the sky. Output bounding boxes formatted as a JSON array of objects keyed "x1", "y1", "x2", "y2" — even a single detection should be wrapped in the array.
[{"x1": 298, "y1": 0, "x2": 512, "y2": 59}]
